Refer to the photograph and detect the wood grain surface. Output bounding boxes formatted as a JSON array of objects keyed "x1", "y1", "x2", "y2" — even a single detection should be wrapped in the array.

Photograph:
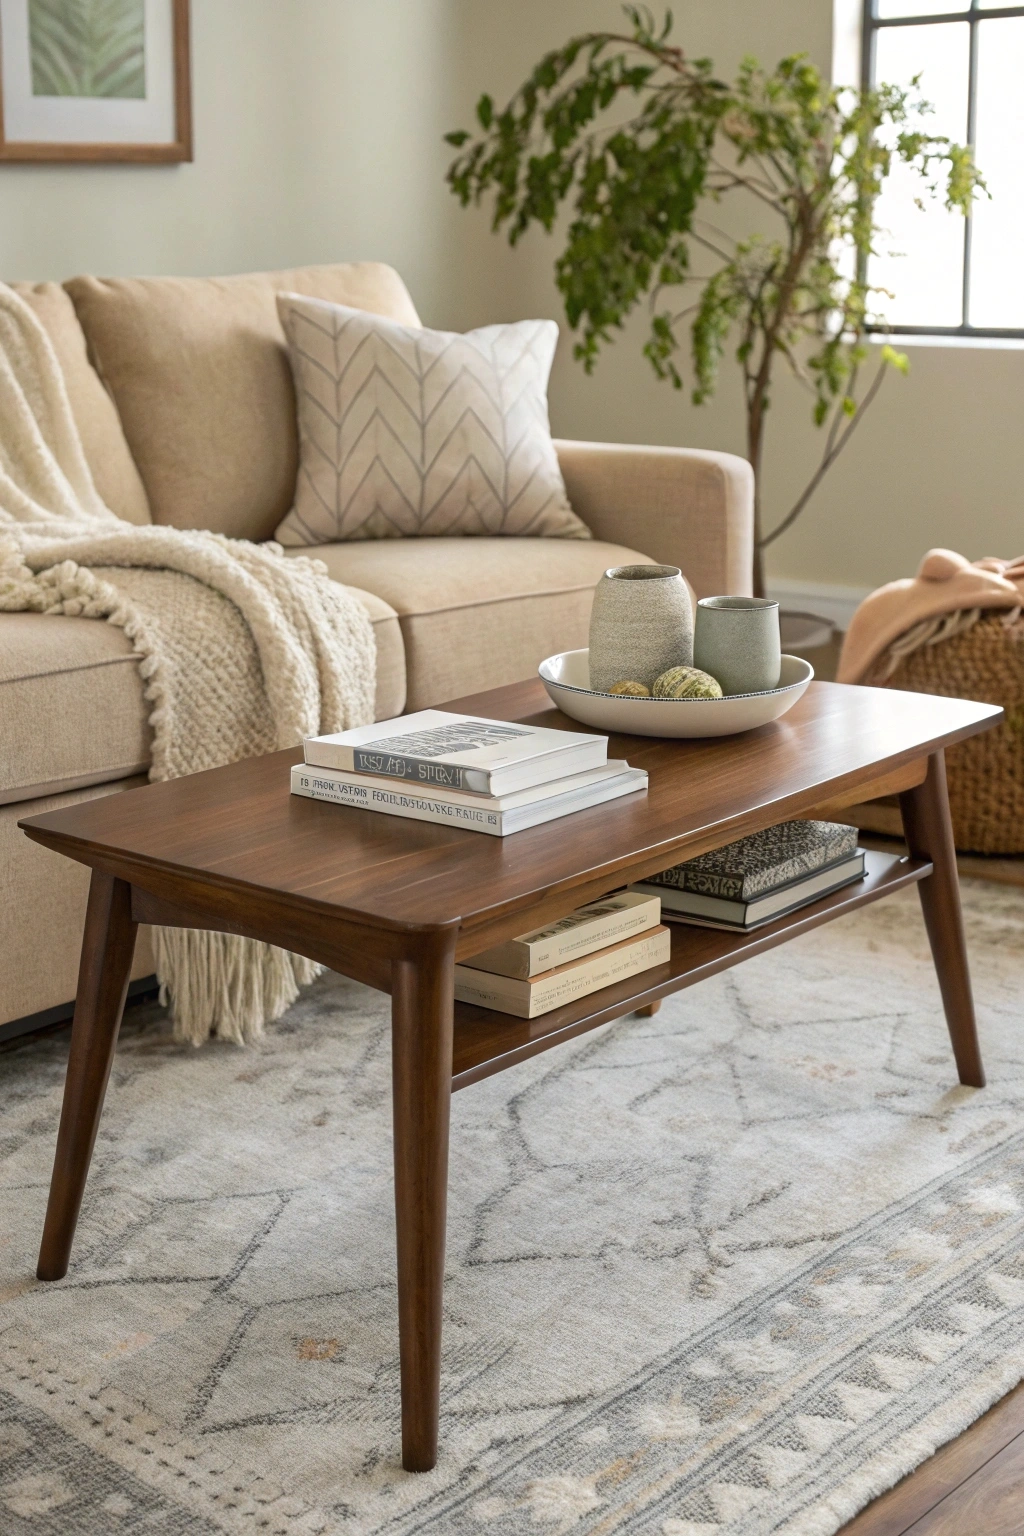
[
  {"x1": 900, "y1": 752, "x2": 985, "y2": 1086},
  {"x1": 839, "y1": 1381, "x2": 1024, "y2": 1535},
  {"x1": 451, "y1": 850, "x2": 930, "y2": 1087},
  {"x1": 20, "y1": 681, "x2": 1000, "y2": 956},
  {"x1": 22, "y1": 676, "x2": 1003, "y2": 1477},
  {"x1": 36, "y1": 873, "x2": 137, "y2": 1280}
]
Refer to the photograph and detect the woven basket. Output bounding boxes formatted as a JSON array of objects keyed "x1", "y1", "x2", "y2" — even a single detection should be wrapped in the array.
[{"x1": 862, "y1": 611, "x2": 1024, "y2": 853}]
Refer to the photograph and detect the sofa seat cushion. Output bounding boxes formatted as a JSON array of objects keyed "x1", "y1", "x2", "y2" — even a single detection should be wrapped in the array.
[
  {"x1": 285, "y1": 538, "x2": 654, "y2": 711},
  {"x1": 0, "y1": 590, "x2": 405, "y2": 806},
  {"x1": 2, "y1": 780, "x2": 156, "y2": 1027},
  {"x1": 65, "y1": 263, "x2": 421, "y2": 543},
  {"x1": 11, "y1": 282, "x2": 151, "y2": 526},
  {"x1": 0, "y1": 613, "x2": 150, "y2": 806}
]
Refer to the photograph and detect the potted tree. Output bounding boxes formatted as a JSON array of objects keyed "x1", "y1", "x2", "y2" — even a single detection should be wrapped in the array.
[{"x1": 445, "y1": 6, "x2": 981, "y2": 605}]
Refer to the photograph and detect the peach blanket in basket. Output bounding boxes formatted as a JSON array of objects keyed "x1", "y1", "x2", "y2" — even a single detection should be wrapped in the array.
[{"x1": 838, "y1": 548, "x2": 1024, "y2": 684}]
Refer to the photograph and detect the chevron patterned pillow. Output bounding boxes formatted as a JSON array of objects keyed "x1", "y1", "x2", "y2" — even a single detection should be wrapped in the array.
[{"x1": 273, "y1": 294, "x2": 589, "y2": 545}]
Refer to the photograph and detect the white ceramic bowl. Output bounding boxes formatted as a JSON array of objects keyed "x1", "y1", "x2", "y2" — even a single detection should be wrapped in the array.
[{"x1": 538, "y1": 649, "x2": 814, "y2": 738}]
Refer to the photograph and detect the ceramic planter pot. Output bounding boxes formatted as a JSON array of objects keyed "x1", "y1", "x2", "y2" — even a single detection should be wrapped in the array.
[
  {"x1": 588, "y1": 564, "x2": 694, "y2": 693},
  {"x1": 693, "y1": 596, "x2": 781, "y2": 695}
]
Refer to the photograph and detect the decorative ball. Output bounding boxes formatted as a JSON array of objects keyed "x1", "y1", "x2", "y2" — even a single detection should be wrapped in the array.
[
  {"x1": 652, "y1": 665, "x2": 723, "y2": 700},
  {"x1": 609, "y1": 679, "x2": 651, "y2": 696}
]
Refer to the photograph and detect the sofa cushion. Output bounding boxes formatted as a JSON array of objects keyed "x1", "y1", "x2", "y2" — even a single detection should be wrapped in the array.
[
  {"x1": 0, "y1": 590, "x2": 405, "y2": 806},
  {"x1": 2, "y1": 780, "x2": 156, "y2": 1027},
  {"x1": 0, "y1": 613, "x2": 150, "y2": 806},
  {"x1": 275, "y1": 296, "x2": 587, "y2": 545},
  {"x1": 65, "y1": 263, "x2": 421, "y2": 543},
  {"x1": 285, "y1": 538, "x2": 654, "y2": 711},
  {"x1": 11, "y1": 282, "x2": 151, "y2": 526}
]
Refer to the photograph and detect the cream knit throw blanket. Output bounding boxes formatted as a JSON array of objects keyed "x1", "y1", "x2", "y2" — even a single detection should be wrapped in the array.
[{"x1": 0, "y1": 283, "x2": 376, "y2": 1045}]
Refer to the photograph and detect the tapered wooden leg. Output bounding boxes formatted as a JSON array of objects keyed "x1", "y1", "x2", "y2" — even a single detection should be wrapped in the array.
[
  {"x1": 636, "y1": 1000, "x2": 662, "y2": 1017},
  {"x1": 37, "y1": 872, "x2": 137, "y2": 1281},
  {"x1": 899, "y1": 750, "x2": 985, "y2": 1088},
  {"x1": 391, "y1": 930, "x2": 456, "y2": 1472}
]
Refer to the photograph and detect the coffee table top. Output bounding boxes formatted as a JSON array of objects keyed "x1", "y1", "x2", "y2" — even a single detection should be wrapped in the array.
[{"x1": 22, "y1": 679, "x2": 1000, "y2": 946}]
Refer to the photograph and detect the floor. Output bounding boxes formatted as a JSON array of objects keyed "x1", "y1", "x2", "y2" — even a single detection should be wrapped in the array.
[
  {"x1": 817, "y1": 627, "x2": 1024, "y2": 1532},
  {"x1": 8, "y1": 626, "x2": 1022, "y2": 1530},
  {"x1": 838, "y1": 1381, "x2": 1024, "y2": 1535}
]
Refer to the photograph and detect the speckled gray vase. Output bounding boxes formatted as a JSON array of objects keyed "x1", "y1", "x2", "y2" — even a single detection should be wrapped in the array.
[
  {"x1": 588, "y1": 564, "x2": 693, "y2": 693},
  {"x1": 693, "y1": 595, "x2": 781, "y2": 695}
]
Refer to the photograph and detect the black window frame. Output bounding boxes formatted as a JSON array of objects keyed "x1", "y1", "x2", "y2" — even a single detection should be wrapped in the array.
[{"x1": 862, "y1": 0, "x2": 1024, "y2": 338}]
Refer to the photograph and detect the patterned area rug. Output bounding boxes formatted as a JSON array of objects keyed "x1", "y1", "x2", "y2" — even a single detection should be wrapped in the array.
[{"x1": 2, "y1": 880, "x2": 1024, "y2": 1536}]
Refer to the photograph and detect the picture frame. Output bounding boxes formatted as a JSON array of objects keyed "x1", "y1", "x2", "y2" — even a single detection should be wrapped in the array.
[{"x1": 0, "y1": 0, "x2": 190, "y2": 162}]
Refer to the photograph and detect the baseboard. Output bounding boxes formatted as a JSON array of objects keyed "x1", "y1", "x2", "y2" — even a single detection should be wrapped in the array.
[
  {"x1": 0, "y1": 975, "x2": 159, "y2": 1049},
  {"x1": 767, "y1": 577, "x2": 871, "y2": 633}
]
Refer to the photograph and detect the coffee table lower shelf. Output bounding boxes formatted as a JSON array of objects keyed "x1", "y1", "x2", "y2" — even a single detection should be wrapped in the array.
[{"x1": 452, "y1": 849, "x2": 931, "y2": 1089}]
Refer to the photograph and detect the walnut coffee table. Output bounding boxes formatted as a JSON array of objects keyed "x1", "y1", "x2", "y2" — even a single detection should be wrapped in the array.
[{"x1": 20, "y1": 678, "x2": 1000, "y2": 1471}]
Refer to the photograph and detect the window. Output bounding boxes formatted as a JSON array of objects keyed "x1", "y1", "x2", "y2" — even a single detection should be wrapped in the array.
[{"x1": 862, "y1": 0, "x2": 1024, "y2": 335}]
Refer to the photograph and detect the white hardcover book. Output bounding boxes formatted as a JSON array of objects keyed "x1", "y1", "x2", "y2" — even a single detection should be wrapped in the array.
[
  {"x1": 291, "y1": 759, "x2": 630, "y2": 812},
  {"x1": 290, "y1": 762, "x2": 647, "y2": 835},
  {"x1": 304, "y1": 709, "x2": 607, "y2": 794},
  {"x1": 455, "y1": 926, "x2": 671, "y2": 1018},
  {"x1": 466, "y1": 891, "x2": 661, "y2": 979}
]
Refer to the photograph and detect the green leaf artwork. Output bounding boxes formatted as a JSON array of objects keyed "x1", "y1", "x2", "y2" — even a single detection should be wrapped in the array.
[{"x1": 29, "y1": 0, "x2": 146, "y2": 100}]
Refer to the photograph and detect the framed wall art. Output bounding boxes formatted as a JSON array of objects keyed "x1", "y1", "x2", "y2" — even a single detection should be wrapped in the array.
[{"x1": 0, "y1": 0, "x2": 190, "y2": 162}]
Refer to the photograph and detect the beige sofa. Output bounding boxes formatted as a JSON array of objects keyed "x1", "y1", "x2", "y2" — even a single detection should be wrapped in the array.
[{"x1": 0, "y1": 261, "x2": 754, "y2": 1034}]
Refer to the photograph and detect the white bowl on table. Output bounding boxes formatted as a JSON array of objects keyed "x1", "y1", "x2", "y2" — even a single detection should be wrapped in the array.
[{"x1": 538, "y1": 649, "x2": 814, "y2": 738}]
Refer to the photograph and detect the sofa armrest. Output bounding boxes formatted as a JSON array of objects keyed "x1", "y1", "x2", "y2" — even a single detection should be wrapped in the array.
[{"x1": 554, "y1": 439, "x2": 754, "y2": 598}]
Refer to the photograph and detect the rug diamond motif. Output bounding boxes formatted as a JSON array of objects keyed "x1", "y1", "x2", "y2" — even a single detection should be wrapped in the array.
[{"x1": 2, "y1": 881, "x2": 1023, "y2": 1534}]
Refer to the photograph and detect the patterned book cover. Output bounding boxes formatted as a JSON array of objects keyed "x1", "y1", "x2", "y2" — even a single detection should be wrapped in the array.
[
  {"x1": 644, "y1": 820, "x2": 860, "y2": 901},
  {"x1": 305, "y1": 709, "x2": 605, "y2": 792}
]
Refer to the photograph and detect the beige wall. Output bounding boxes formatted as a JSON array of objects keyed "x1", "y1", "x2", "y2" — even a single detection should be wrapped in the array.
[
  {"x1": 1, "y1": 0, "x2": 1019, "y2": 590},
  {"x1": 0, "y1": 0, "x2": 458, "y2": 319}
]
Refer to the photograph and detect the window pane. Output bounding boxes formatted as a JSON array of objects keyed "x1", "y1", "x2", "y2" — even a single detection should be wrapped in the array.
[
  {"x1": 876, "y1": 2, "x2": 967, "y2": 16},
  {"x1": 869, "y1": 22, "x2": 969, "y2": 328},
  {"x1": 968, "y1": 19, "x2": 1024, "y2": 326}
]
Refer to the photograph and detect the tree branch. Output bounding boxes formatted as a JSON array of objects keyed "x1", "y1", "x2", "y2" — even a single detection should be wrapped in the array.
[
  {"x1": 691, "y1": 216, "x2": 740, "y2": 250},
  {"x1": 709, "y1": 157, "x2": 781, "y2": 194},
  {"x1": 760, "y1": 359, "x2": 888, "y2": 549},
  {"x1": 688, "y1": 229, "x2": 736, "y2": 264},
  {"x1": 706, "y1": 163, "x2": 785, "y2": 213},
  {"x1": 823, "y1": 359, "x2": 859, "y2": 458}
]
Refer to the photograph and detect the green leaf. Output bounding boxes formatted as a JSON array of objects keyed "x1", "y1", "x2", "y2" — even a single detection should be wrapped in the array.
[
  {"x1": 441, "y1": 1, "x2": 977, "y2": 553},
  {"x1": 29, "y1": 0, "x2": 145, "y2": 99},
  {"x1": 880, "y1": 343, "x2": 910, "y2": 375}
]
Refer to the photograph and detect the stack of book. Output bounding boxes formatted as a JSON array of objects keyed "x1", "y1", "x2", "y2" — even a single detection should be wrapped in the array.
[
  {"x1": 630, "y1": 820, "x2": 865, "y2": 932},
  {"x1": 455, "y1": 890, "x2": 670, "y2": 1017},
  {"x1": 292, "y1": 709, "x2": 647, "y2": 835}
]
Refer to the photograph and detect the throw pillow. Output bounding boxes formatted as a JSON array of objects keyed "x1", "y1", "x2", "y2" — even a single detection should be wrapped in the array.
[{"x1": 274, "y1": 295, "x2": 589, "y2": 545}]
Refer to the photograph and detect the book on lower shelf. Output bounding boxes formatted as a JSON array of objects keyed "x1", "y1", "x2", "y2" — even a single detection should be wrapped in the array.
[
  {"x1": 466, "y1": 890, "x2": 662, "y2": 979},
  {"x1": 290, "y1": 759, "x2": 646, "y2": 835},
  {"x1": 641, "y1": 819, "x2": 860, "y2": 901},
  {"x1": 631, "y1": 851, "x2": 867, "y2": 932},
  {"x1": 455, "y1": 923, "x2": 671, "y2": 1018}
]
